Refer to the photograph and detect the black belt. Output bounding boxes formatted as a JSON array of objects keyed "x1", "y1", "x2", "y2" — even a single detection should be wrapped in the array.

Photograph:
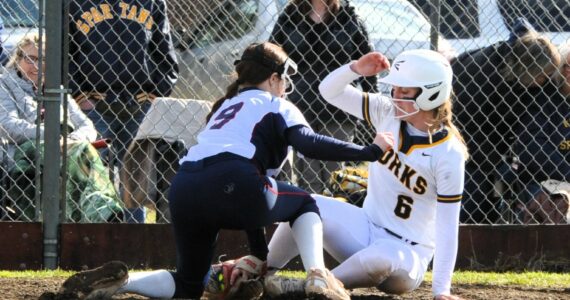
[{"x1": 384, "y1": 228, "x2": 418, "y2": 246}]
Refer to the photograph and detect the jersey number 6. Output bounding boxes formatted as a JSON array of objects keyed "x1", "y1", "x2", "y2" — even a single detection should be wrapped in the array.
[
  {"x1": 394, "y1": 195, "x2": 413, "y2": 219},
  {"x1": 210, "y1": 102, "x2": 245, "y2": 129}
]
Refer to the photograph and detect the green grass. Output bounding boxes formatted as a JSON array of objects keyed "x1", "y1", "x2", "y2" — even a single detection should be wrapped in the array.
[
  {"x1": 436, "y1": 271, "x2": 570, "y2": 288},
  {"x1": 1, "y1": 270, "x2": 569, "y2": 289},
  {"x1": 278, "y1": 271, "x2": 570, "y2": 289},
  {"x1": 0, "y1": 270, "x2": 74, "y2": 279}
]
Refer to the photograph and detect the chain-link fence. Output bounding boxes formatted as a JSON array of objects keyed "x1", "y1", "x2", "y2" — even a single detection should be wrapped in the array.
[{"x1": 0, "y1": 0, "x2": 569, "y2": 225}]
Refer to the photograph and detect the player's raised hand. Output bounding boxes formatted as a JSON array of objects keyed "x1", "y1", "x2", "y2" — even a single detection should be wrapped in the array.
[
  {"x1": 373, "y1": 132, "x2": 394, "y2": 152},
  {"x1": 350, "y1": 52, "x2": 390, "y2": 77}
]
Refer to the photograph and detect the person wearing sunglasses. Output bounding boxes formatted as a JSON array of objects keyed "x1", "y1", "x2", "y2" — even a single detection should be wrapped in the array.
[{"x1": 0, "y1": 34, "x2": 123, "y2": 222}]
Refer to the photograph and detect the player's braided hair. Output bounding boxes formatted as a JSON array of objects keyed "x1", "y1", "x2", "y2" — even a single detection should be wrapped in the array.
[{"x1": 206, "y1": 42, "x2": 288, "y2": 122}]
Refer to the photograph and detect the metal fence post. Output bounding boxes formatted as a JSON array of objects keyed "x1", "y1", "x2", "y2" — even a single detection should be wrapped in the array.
[
  {"x1": 429, "y1": 0, "x2": 440, "y2": 51},
  {"x1": 42, "y1": 0, "x2": 64, "y2": 270}
]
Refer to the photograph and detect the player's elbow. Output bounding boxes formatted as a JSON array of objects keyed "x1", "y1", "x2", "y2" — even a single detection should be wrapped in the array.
[{"x1": 318, "y1": 78, "x2": 338, "y2": 101}]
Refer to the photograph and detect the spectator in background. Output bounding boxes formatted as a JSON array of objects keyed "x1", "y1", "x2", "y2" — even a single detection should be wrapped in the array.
[
  {"x1": 0, "y1": 34, "x2": 122, "y2": 222},
  {"x1": 0, "y1": 16, "x2": 6, "y2": 66},
  {"x1": 520, "y1": 41, "x2": 570, "y2": 224},
  {"x1": 270, "y1": 0, "x2": 377, "y2": 193},
  {"x1": 68, "y1": 0, "x2": 178, "y2": 222},
  {"x1": 451, "y1": 20, "x2": 561, "y2": 224},
  {"x1": 508, "y1": 38, "x2": 570, "y2": 222}
]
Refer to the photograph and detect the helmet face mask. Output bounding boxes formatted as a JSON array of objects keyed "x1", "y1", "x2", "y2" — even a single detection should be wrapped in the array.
[
  {"x1": 390, "y1": 97, "x2": 421, "y2": 119},
  {"x1": 379, "y1": 49, "x2": 453, "y2": 112}
]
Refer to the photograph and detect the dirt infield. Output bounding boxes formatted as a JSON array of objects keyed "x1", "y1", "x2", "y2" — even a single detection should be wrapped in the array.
[{"x1": 2, "y1": 278, "x2": 569, "y2": 300}]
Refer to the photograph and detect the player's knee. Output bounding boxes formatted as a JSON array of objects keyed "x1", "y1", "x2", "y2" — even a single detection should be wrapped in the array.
[
  {"x1": 358, "y1": 248, "x2": 394, "y2": 285},
  {"x1": 303, "y1": 194, "x2": 320, "y2": 216},
  {"x1": 358, "y1": 247, "x2": 419, "y2": 294},
  {"x1": 377, "y1": 269, "x2": 417, "y2": 295},
  {"x1": 289, "y1": 195, "x2": 320, "y2": 226}
]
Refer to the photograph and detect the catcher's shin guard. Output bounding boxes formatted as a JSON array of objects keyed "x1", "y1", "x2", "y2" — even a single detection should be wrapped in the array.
[{"x1": 203, "y1": 255, "x2": 266, "y2": 300}]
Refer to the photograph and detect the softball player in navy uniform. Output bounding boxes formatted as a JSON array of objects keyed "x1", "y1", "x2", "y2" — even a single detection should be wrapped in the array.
[
  {"x1": 266, "y1": 50, "x2": 468, "y2": 300},
  {"x1": 59, "y1": 43, "x2": 393, "y2": 300}
]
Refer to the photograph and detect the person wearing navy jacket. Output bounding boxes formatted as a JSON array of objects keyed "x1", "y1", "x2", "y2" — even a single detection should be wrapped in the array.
[
  {"x1": 451, "y1": 19, "x2": 560, "y2": 224},
  {"x1": 68, "y1": 0, "x2": 178, "y2": 222}
]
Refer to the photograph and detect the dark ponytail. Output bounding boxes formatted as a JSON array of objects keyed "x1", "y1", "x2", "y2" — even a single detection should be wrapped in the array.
[
  {"x1": 206, "y1": 42, "x2": 288, "y2": 122},
  {"x1": 206, "y1": 79, "x2": 240, "y2": 122}
]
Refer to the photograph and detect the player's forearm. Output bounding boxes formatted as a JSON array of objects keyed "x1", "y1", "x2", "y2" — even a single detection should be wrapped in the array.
[
  {"x1": 319, "y1": 64, "x2": 364, "y2": 119},
  {"x1": 432, "y1": 202, "x2": 461, "y2": 296},
  {"x1": 286, "y1": 125, "x2": 382, "y2": 162}
]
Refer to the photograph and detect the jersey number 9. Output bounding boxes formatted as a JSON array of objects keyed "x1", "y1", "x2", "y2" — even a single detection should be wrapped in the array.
[{"x1": 210, "y1": 102, "x2": 244, "y2": 129}]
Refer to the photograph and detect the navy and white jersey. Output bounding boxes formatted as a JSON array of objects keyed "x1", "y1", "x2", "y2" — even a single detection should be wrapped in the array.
[{"x1": 181, "y1": 88, "x2": 310, "y2": 174}]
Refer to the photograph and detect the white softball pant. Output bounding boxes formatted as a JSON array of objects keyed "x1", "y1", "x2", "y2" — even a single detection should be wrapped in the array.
[{"x1": 267, "y1": 194, "x2": 434, "y2": 294}]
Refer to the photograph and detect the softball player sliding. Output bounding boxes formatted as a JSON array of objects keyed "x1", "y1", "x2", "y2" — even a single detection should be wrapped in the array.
[
  {"x1": 266, "y1": 49, "x2": 468, "y2": 300},
  {"x1": 58, "y1": 42, "x2": 394, "y2": 300}
]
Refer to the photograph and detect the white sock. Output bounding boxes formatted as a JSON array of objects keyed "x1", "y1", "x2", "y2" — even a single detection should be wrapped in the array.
[
  {"x1": 118, "y1": 269, "x2": 175, "y2": 298},
  {"x1": 291, "y1": 212, "x2": 325, "y2": 271},
  {"x1": 267, "y1": 222, "x2": 300, "y2": 272}
]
